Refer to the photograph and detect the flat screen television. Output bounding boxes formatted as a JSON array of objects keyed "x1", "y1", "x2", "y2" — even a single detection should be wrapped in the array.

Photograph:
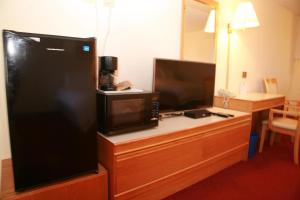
[{"x1": 153, "y1": 58, "x2": 216, "y2": 113}]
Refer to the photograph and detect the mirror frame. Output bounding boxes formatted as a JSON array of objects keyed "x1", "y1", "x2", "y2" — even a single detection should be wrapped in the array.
[{"x1": 180, "y1": 0, "x2": 219, "y2": 62}]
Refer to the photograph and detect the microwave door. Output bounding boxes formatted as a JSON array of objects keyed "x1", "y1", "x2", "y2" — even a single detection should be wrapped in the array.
[{"x1": 106, "y1": 95, "x2": 150, "y2": 131}]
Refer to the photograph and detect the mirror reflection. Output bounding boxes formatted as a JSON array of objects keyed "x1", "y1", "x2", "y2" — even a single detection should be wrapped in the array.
[{"x1": 182, "y1": 0, "x2": 216, "y2": 63}]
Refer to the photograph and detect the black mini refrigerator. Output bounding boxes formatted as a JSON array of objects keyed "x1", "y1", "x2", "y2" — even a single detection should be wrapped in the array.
[{"x1": 3, "y1": 30, "x2": 98, "y2": 191}]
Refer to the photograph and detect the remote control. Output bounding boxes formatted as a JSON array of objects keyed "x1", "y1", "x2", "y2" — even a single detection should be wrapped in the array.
[{"x1": 211, "y1": 112, "x2": 234, "y2": 118}]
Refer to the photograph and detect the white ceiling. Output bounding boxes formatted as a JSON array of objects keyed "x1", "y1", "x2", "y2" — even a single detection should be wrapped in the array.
[
  {"x1": 184, "y1": 0, "x2": 300, "y2": 32},
  {"x1": 275, "y1": 0, "x2": 300, "y2": 15},
  {"x1": 185, "y1": 0, "x2": 212, "y2": 32}
]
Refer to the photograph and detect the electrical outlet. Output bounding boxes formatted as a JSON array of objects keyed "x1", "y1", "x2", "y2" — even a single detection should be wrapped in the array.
[{"x1": 103, "y1": 0, "x2": 115, "y2": 7}]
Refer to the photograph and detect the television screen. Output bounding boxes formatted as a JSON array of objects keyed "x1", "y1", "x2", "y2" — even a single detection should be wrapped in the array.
[{"x1": 153, "y1": 58, "x2": 215, "y2": 112}]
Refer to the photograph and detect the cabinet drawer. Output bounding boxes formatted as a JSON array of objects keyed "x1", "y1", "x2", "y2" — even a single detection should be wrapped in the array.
[
  {"x1": 115, "y1": 123, "x2": 249, "y2": 194},
  {"x1": 252, "y1": 97, "x2": 284, "y2": 111}
]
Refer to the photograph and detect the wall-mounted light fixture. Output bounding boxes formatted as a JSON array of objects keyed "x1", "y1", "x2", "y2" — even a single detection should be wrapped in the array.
[{"x1": 225, "y1": 1, "x2": 260, "y2": 89}]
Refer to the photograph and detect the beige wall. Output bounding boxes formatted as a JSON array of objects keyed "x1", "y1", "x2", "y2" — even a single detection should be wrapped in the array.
[
  {"x1": 289, "y1": 60, "x2": 300, "y2": 99},
  {"x1": 215, "y1": 0, "x2": 295, "y2": 95},
  {"x1": 0, "y1": 0, "x2": 182, "y2": 190},
  {"x1": 182, "y1": 0, "x2": 215, "y2": 63},
  {"x1": 183, "y1": 30, "x2": 215, "y2": 62},
  {"x1": 0, "y1": 0, "x2": 298, "y2": 193},
  {"x1": 96, "y1": 0, "x2": 182, "y2": 90},
  {"x1": 275, "y1": 0, "x2": 300, "y2": 16},
  {"x1": 0, "y1": 0, "x2": 97, "y2": 192},
  {"x1": 294, "y1": 18, "x2": 300, "y2": 59},
  {"x1": 97, "y1": 0, "x2": 296, "y2": 95},
  {"x1": 288, "y1": 17, "x2": 300, "y2": 99}
]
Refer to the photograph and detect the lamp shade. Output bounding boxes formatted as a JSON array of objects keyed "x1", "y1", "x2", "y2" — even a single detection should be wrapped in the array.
[
  {"x1": 204, "y1": 9, "x2": 216, "y2": 33},
  {"x1": 231, "y1": 1, "x2": 260, "y2": 30}
]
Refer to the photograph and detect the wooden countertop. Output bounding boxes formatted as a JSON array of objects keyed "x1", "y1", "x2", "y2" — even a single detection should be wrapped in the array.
[
  {"x1": 98, "y1": 107, "x2": 250, "y2": 145},
  {"x1": 214, "y1": 93, "x2": 285, "y2": 113},
  {"x1": 228, "y1": 92, "x2": 284, "y2": 102}
]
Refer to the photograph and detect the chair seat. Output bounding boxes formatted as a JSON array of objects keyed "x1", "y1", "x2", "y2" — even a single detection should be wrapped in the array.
[{"x1": 272, "y1": 117, "x2": 298, "y2": 130}]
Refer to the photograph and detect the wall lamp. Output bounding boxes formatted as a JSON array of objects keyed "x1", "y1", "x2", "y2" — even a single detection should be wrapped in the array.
[{"x1": 225, "y1": 1, "x2": 260, "y2": 89}]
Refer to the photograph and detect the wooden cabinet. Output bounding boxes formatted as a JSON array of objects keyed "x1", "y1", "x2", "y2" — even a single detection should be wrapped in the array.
[
  {"x1": 97, "y1": 107, "x2": 252, "y2": 200},
  {"x1": 1, "y1": 159, "x2": 108, "y2": 200}
]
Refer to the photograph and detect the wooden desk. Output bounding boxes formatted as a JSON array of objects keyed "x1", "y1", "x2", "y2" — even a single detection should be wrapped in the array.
[
  {"x1": 1, "y1": 159, "x2": 108, "y2": 200},
  {"x1": 97, "y1": 107, "x2": 252, "y2": 200},
  {"x1": 214, "y1": 93, "x2": 285, "y2": 113},
  {"x1": 214, "y1": 93, "x2": 285, "y2": 133}
]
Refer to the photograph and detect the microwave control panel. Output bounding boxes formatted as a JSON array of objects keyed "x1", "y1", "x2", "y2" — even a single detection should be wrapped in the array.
[{"x1": 151, "y1": 93, "x2": 160, "y2": 120}]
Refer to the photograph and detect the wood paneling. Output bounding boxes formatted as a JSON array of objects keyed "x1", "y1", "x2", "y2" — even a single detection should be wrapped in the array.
[
  {"x1": 98, "y1": 114, "x2": 252, "y2": 200},
  {"x1": 1, "y1": 159, "x2": 108, "y2": 200},
  {"x1": 116, "y1": 145, "x2": 247, "y2": 200},
  {"x1": 97, "y1": 134, "x2": 116, "y2": 198},
  {"x1": 116, "y1": 123, "x2": 249, "y2": 194}
]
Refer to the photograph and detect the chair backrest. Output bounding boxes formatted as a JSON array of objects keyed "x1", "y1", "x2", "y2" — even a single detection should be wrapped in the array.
[
  {"x1": 285, "y1": 100, "x2": 300, "y2": 113},
  {"x1": 264, "y1": 78, "x2": 279, "y2": 94}
]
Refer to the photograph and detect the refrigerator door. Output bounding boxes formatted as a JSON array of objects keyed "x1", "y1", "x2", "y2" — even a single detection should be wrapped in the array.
[{"x1": 3, "y1": 30, "x2": 98, "y2": 191}]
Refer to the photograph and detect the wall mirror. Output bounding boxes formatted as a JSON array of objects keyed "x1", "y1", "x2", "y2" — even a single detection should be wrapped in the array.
[{"x1": 181, "y1": 0, "x2": 217, "y2": 64}]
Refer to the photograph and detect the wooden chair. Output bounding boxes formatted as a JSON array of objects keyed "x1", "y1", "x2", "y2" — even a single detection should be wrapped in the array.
[
  {"x1": 259, "y1": 102, "x2": 300, "y2": 164},
  {"x1": 262, "y1": 78, "x2": 279, "y2": 124},
  {"x1": 260, "y1": 78, "x2": 279, "y2": 136},
  {"x1": 284, "y1": 100, "x2": 300, "y2": 112},
  {"x1": 264, "y1": 78, "x2": 279, "y2": 94}
]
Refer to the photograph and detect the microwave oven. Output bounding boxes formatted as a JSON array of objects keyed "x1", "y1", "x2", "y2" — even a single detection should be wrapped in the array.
[{"x1": 96, "y1": 90, "x2": 159, "y2": 135}]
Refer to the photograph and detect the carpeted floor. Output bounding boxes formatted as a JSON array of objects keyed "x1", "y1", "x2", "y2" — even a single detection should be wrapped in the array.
[{"x1": 165, "y1": 136, "x2": 300, "y2": 200}]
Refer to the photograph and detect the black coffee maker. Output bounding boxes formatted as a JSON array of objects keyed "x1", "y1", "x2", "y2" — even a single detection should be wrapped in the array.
[{"x1": 99, "y1": 56, "x2": 117, "y2": 91}]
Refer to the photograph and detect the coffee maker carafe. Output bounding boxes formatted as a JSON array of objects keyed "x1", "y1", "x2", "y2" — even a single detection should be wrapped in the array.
[{"x1": 99, "y1": 56, "x2": 117, "y2": 91}]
